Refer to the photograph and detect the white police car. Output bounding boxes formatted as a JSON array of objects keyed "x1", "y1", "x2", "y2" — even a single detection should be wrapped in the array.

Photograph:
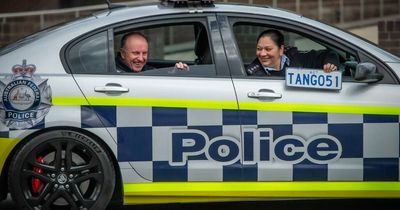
[{"x1": 1, "y1": 0, "x2": 399, "y2": 209}]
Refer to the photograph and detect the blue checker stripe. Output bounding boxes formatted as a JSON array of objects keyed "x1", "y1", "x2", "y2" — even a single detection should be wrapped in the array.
[
  {"x1": 363, "y1": 158, "x2": 399, "y2": 181},
  {"x1": 0, "y1": 131, "x2": 9, "y2": 138},
  {"x1": 118, "y1": 108, "x2": 400, "y2": 181},
  {"x1": 222, "y1": 162, "x2": 242, "y2": 181},
  {"x1": 293, "y1": 112, "x2": 327, "y2": 124},
  {"x1": 242, "y1": 164, "x2": 258, "y2": 181},
  {"x1": 152, "y1": 107, "x2": 187, "y2": 126},
  {"x1": 153, "y1": 161, "x2": 187, "y2": 181},
  {"x1": 258, "y1": 124, "x2": 292, "y2": 138},
  {"x1": 117, "y1": 127, "x2": 152, "y2": 161},
  {"x1": 363, "y1": 114, "x2": 398, "y2": 123},
  {"x1": 239, "y1": 110, "x2": 257, "y2": 125},
  {"x1": 222, "y1": 110, "x2": 240, "y2": 125},
  {"x1": 328, "y1": 124, "x2": 363, "y2": 158},
  {"x1": 187, "y1": 125, "x2": 222, "y2": 139},
  {"x1": 293, "y1": 159, "x2": 328, "y2": 181},
  {"x1": 81, "y1": 106, "x2": 116, "y2": 128}
]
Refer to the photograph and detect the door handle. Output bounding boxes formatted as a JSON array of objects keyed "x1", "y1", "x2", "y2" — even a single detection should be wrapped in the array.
[
  {"x1": 247, "y1": 89, "x2": 282, "y2": 99},
  {"x1": 95, "y1": 83, "x2": 129, "y2": 93}
]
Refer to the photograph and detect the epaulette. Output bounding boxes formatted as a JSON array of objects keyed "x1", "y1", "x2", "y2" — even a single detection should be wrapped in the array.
[{"x1": 246, "y1": 62, "x2": 262, "y2": 75}]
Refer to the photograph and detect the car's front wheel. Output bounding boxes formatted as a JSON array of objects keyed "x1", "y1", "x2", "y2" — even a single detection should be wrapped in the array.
[{"x1": 8, "y1": 130, "x2": 115, "y2": 210}]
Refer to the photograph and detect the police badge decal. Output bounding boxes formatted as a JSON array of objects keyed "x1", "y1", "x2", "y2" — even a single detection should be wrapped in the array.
[{"x1": 0, "y1": 60, "x2": 52, "y2": 129}]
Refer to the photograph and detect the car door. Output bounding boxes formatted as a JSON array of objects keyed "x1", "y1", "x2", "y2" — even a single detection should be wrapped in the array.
[
  {"x1": 66, "y1": 14, "x2": 244, "y2": 182},
  {"x1": 220, "y1": 14, "x2": 400, "y2": 182}
]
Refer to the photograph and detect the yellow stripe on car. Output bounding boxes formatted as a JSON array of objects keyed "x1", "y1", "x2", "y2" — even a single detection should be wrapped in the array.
[
  {"x1": 123, "y1": 182, "x2": 400, "y2": 204},
  {"x1": 0, "y1": 138, "x2": 20, "y2": 173},
  {"x1": 53, "y1": 96, "x2": 400, "y2": 115},
  {"x1": 239, "y1": 102, "x2": 400, "y2": 115}
]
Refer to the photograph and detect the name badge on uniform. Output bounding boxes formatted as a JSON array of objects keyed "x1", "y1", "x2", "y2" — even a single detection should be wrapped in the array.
[{"x1": 285, "y1": 68, "x2": 342, "y2": 90}]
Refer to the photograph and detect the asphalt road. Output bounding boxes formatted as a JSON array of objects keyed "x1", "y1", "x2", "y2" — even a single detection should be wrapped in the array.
[{"x1": 1, "y1": 196, "x2": 399, "y2": 210}]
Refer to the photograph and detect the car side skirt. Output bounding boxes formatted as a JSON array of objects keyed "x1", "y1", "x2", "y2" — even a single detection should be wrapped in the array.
[{"x1": 123, "y1": 182, "x2": 400, "y2": 204}]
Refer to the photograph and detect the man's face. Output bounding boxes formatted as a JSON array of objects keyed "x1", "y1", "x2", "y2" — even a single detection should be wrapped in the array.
[{"x1": 121, "y1": 35, "x2": 148, "y2": 72}]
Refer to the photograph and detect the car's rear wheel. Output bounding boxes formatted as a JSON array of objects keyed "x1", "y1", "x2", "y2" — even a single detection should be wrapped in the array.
[{"x1": 8, "y1": 130, "x2": 115, "y2": 210}]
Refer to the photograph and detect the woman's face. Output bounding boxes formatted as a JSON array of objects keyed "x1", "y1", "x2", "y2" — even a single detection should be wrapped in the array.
[{"x1": 256, "y1": 36, "x2": 284, "y2": 69}]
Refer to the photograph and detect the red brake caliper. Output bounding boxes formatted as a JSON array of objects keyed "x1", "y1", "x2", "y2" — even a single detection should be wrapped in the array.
[{"x1": 31, "y1": 156, "x2": 44, "y2": 194}]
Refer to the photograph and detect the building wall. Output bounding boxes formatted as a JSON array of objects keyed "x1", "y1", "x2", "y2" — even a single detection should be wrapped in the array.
[
  {"x1": 0, "y1": 0, "x2": 59, "y2": 13},
  {"x1": 0, "y1": 0, "x2": 129, "y2": 13},
  {"x1": 379, "y1": 19, "x2": 400, "y2": 56},
  {"x1": 0, "y1": 11, "x2": 93, "y2": 47}
]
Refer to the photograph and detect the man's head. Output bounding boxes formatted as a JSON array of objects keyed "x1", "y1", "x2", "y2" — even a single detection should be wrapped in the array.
[{"x1": 120, "y1": 32, "x2": 149, "y2": 72}]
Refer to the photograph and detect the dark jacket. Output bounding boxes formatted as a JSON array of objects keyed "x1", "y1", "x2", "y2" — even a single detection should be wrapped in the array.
[
  {"x1": 246, "y1": 47, "x2": 340, "y2": 76},
  {"x1": 115, "y1": 53, "x2": 155, "y2": 73}
]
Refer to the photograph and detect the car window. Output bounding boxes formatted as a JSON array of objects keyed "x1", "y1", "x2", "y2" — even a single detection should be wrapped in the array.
[
  {"x1": 113, "y1": 22, "x2": 216, "y2": 76},
  {"x1": 233, "y1": 23, "x2": 359, "y2": 78},
  {"x1": 67, "y1": 31, "x2": 109, "y2": 74}
]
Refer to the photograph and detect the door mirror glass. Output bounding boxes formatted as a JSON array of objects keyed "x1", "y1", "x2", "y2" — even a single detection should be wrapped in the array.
[{"x1": 353, "y1": 62, "x2": 383, "y2": 83}]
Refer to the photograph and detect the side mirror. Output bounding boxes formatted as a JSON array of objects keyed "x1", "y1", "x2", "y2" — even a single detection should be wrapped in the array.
[{"x1": 353, "y1": 62, "x2": 383, "y2": 83}]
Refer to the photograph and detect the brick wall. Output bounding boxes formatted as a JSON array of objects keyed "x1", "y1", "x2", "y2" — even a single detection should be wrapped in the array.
[
  {"x1": 0, "y1": 16, "x2": 42, "y2": 47},
  {"x1": 0, "y1": 0, "x2": 129, "y2": 13},
  {"x1": 0, "y1": 0, "x2": 59, "y2": 13},
  {"x1": 379, "y1": 20, "x2": 400, "y2": 56},
  {"x1": 0, "y1": 12, "x2": 88, "y2": 47},
  {"x1": 320, "y1": 0, "x2": 340, "y2": 24}
]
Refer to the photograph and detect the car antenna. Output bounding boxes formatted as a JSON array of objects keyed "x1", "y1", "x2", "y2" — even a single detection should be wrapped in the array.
[{"x1": 105, "y1": 0, "x2": 125, "y2": 10}]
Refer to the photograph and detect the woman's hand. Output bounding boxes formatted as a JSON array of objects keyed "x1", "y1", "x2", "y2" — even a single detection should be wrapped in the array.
[{"x1": 323, "y1": 63, "x2": 337, "y2": 73}]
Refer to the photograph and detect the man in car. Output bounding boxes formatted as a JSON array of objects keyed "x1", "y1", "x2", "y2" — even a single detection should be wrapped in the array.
[
  {"x1": 116, "y1": 32, "x2": 155, "y2": 72},
  {"x1": 116, "y1": 32, "x2": 189, "y2": 73}
]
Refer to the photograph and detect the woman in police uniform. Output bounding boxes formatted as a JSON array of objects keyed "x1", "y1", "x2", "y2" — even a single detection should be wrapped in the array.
[{"x1": 246, "y1": 29, "x2": 339, "y2": 76}]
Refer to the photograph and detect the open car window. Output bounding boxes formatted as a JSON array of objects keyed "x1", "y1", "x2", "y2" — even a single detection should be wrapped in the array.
[
  {"x1": 233, "y1": 23, "x2": 360, "y2": 78},
  {"x1": 113, "y1": 22, "x2": 216, "y2": 77}
]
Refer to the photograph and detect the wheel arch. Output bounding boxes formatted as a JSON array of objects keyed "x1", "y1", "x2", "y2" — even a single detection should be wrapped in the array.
[{"x1": 1, "y1": 126, "x2": 123, "y2": 206}]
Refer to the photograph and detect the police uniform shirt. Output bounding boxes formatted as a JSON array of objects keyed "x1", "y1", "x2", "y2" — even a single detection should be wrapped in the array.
[{"x1": 246, "y1": 55, "x2": 290, "y2": 76}]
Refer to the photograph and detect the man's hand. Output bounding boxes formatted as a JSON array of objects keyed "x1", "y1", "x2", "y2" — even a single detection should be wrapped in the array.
[
  {"x1": 323, "y1": 63, "x2": 337, "y2": 73},
  {"x1": 175, "y1": 62, "x2": 189, "y2": 70}
]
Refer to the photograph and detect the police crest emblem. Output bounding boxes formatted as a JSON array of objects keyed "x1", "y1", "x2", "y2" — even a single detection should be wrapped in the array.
[{"x1": 0, "y1": 60, "x2": 52, "y2": 129}]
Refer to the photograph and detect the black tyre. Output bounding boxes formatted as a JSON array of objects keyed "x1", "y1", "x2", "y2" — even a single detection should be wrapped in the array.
[{"x1": 8, "y1": 130, "x2": 115, "y2": 210}]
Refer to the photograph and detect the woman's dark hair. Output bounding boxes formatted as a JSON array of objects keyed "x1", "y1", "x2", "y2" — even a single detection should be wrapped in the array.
[
  {"x1": 256, "y1": 29, "x2": 284, "y2": 48},
  {"x1": 120, "y1": 31, "x2": 148, "y2": 48}
]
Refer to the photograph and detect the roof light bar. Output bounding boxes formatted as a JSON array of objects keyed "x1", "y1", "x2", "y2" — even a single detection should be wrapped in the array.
[{"x1": 161, "y1": 0, "x2": 215, "y2": 8}]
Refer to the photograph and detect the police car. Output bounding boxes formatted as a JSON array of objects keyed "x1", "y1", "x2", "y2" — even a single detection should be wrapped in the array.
[{"x1": 1, "y1": 0, "x2": 399, "y2": 209}]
